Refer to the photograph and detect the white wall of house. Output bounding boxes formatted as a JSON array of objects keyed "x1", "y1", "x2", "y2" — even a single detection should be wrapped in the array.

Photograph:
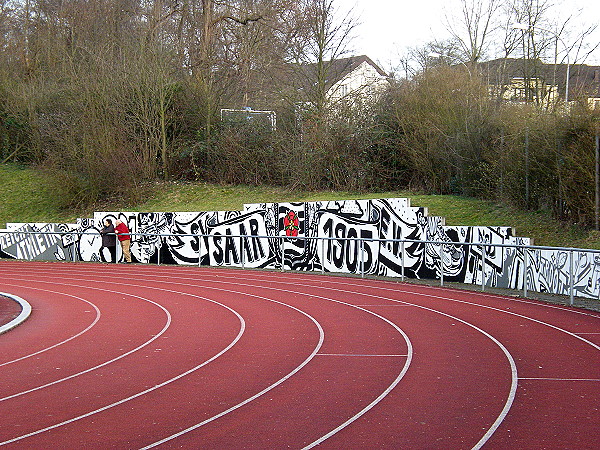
[{"x1": 328, "y1": 61, "x2": 388, "y2": 103}]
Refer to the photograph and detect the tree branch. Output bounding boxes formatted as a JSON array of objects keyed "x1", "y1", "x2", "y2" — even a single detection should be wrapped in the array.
[{"x1": 212, "y1": 14, "x2": 263, "y2": 26}]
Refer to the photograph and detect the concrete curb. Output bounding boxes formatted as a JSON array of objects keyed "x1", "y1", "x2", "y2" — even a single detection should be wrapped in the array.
[{"x1": 0, "y1": 292, "x2": 32, "y2": 335}]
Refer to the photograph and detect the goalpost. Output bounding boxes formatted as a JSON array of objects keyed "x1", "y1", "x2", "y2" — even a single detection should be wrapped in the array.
[{"x1": 220, "y1": 107, "x2": 276, "y2": 131}]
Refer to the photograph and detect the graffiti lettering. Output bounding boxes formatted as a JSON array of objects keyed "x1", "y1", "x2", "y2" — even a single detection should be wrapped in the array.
[
  {"x1": 2, "y1": 197, "x2": 599, "y2": 300},
  {"x1": 319, "y1": 214, "x2": 376, "y2": 273},
  {"x1": 208, "y1": 214, "x2": 268, "y2": 267}
]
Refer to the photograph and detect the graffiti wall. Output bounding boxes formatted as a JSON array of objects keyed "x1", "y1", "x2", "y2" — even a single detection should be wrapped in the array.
[{"x1": 1, "y1": 197, "x2": 599, "y2": 300}]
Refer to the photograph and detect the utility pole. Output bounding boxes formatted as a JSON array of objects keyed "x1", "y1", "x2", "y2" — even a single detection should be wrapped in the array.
[
  {"x1": 525, "y1": 128, "x2": 530, "y2": 208},
  {"x1": 595, "y1": 133, "x2": 600, "y2": 231}
]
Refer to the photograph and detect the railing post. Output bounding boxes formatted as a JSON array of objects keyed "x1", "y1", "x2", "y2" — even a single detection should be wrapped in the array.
[
  {"x1": 281, "y1": 237, "x2": 285, "y2": 272},
  {"x1": 197, "y1": 234, "x2": 201, "y2": 267},
  {"x1": 157, "y1": 234, "x2": 161, "y2": 266},
  {"x1": 481, "y1": 243, "x2": 486, "y2": 292},
  {"x1": 523, "y1": 246, "x2": 529, "y2": 298},
  {"x1": 321, "y1": 237, "x2": 325, "y2": 274},
  {"x1": 401, "y1": 240, "x2": 405, "y2": 282},
  {"x1": 569, "y1": 250, "x2": 574, "y2": 306},
  {"x1": 360, "y1": 238, "x2": 365, "y2": 278},
  {"x1": 439, "y1": 241, "x2": 444, "y2": 287},
  {"x1": 241, "y1": 235, "x2": 245, "y2": 269}
]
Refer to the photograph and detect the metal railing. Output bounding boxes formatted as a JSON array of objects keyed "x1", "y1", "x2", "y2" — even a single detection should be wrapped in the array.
[{"x1": 2, "y1": 229, "x2": 599, "y2": 306}]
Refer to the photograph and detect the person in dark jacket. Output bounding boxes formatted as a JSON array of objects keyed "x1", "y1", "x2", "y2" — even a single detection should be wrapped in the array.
[{"x1": 99, "y1": 219, "x2": 117, "y2": 263}]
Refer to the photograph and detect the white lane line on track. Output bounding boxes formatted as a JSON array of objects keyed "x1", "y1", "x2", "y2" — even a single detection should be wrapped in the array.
[
  {"x1": 0, "y1": 273, "x2": 327, "y2": 448},
  {"x1": 0, "y1": 281, "x2": 171, "y2": 402},
  {"x1": 386, "y1": 288, "x2": 600, "y2": 352},
  {"x1": 128, "y1": 271, "x2": 507, "y2": 450},
  {"x1": 356, "y1": 304, "x2": 412, "y2": 307},
  {"x1": 207, "y1": 268, "x2": 600, "y2": 319},
  {"x1": 0, "y1": 292, "x2": 31, "y2": 336},
  {"x1": 0, "y1": 288, "x2": 100, "y2": 368},
  {"x1": 0, "y1": 268, "x2": 412, "y2": 449},
  {"x1": 12, "y1": 267, "x2": 595, "y2": 448},
  {"x1": 125, "y1": 277, "x2": 413, "y2": 450},
  {"x1": 122, "y1": 271, "x2": 514, "y2": 450},
  {"x1": 235, "y1": 271, "x2": 600, "y2": 351},
  {"x1": 140, "y1": 299, "x2": 327, "y2": 449},
  {"x1": 0, "y1": 285, "x2": 246, "y2": 447},
  {"x1": 430, "y1": 287, "x2": 600, "y2": 318},
  {"x1": 317, "y1": 354, "x2": 408, "y2": 357},
  {"x1": 519, "y1": 377, "x2": 600, "y2": 381}
]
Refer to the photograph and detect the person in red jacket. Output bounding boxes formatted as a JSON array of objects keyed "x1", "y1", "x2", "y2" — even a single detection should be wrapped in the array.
[{"x1": 114, "y1": 219, "x2": 132, "y2": 263}]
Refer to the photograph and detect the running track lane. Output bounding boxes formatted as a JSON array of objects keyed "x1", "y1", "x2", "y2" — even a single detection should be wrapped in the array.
[{"x1": 0, "y1": 261, "x2": 598, "y2": 448}]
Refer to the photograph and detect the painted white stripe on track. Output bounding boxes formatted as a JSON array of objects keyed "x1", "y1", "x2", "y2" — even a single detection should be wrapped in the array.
[
  {"x1": 127, "y1": 270, "x2": 516, "y2": 450},
  {"x1": 0, "y1": 281, "x2": 171, "y2": 402},
  {"x1": 229, "y1": 271, "x2": 600, "y2": 350},
  {"x1": 3, "y1": 265, "x2": 596, "y2": 448},
  {"x1": 0, "y1": 283, "x2": 245, "y2": 446},
  {"x1": 317, "y1": 353, "x2": 408, "y2": 357},
  {"x1": 0, "y1": 267, "x2": 412, "y2": 449},
  {"x1": 0, "y1": 287, "x2": 100, "y2": 368},
  {"x1": 520, "y1": 377, "x2": 600, "y2": 381}
]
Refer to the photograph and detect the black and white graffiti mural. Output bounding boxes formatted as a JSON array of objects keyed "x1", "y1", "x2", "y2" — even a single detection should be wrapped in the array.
[
  {"x1": 0, "y1": 223, "x2": 80, "y2": 261},
  {"x1": 1, "y1": 197, "x2": 599, "y2": 300}
]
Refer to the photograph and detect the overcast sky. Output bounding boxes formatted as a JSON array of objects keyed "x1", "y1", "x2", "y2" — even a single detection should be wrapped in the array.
[{"x1": 336, "y1": 0, "x2": 600, "y2": 70}]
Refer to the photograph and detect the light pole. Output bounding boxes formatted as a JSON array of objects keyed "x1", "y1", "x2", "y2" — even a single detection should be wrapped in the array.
[
  {"x1": 513, "y1": 23, "x2": 571, "y2": 102},
  {"x1": 594, "y1": 131, "x2": 600, "y2": 231}
]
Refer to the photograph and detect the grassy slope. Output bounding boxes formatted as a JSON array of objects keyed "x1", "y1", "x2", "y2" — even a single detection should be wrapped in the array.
[
  {"x1": 2, "y1": 164, "x2": 599, "y2": 249},
  {"x1": 0, "y1": 165, "x2": 70, "y2": 224}
]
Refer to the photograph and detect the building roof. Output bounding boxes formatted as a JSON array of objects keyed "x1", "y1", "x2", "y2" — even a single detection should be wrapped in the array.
[
  {"x1": 325, "y1": 55, "x2": 388, "y2": 81},
  {"x1": 294, "y1": 55, "x2": 388, "y2": 92}
]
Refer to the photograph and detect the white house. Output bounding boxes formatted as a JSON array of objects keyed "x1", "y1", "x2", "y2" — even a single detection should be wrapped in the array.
[{"x1": 325, "y1": 55, "x2": 389, "y2": 103}]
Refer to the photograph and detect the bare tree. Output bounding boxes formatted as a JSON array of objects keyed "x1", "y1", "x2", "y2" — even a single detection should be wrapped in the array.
[
  {"x1": 445, "y1": 0, "x2": 502, "y2": 64},
  {"x1": 297, "y1": 0, "x2": 357, "y2": 115}
]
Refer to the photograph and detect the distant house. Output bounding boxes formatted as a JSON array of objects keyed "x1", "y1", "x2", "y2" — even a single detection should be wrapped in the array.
[
  {"x1": 220, "y1": 55, "x2": 388, "y2": 130},
  {"x1": 323, "y1": 55, "x2": 389, "y2": 103},
  {"x1": 294, "y1": 55, "x2": 389, "y2": 108},
  {"x1": 478, "y1": 58, "x2": 600, "y2": 108}
]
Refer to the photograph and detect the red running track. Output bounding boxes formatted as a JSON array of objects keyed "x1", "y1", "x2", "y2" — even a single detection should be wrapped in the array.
[{"x1": 0, "y1": 260, "x2": 598, "y2": 449}]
